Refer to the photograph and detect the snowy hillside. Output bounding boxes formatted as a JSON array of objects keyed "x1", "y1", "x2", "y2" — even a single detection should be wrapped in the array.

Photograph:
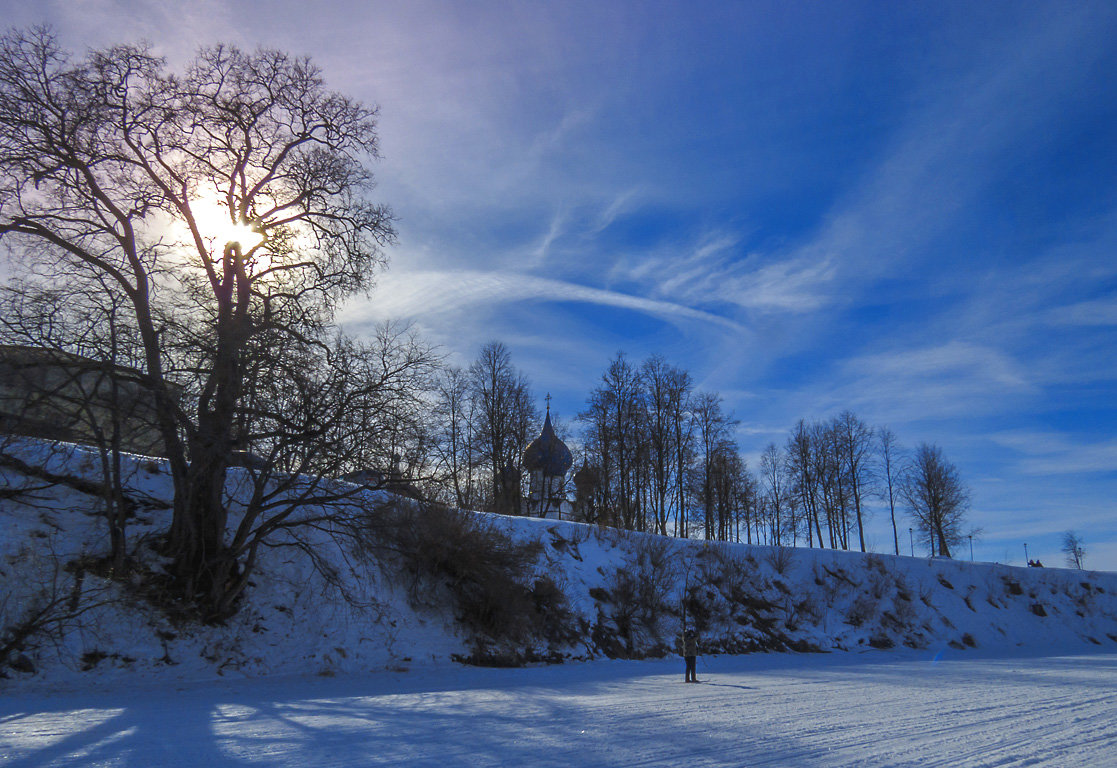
[{"x1": 3, "y1": 438, "x2": 1117, "y2": 690}]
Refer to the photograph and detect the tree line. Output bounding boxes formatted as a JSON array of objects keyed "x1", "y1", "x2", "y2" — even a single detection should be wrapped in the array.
[
  {"x1": 385, "y1": 341, "x2": 973, "y2": 563},
  {"x1": 565, "y1": 355, "x2": 969, "y2": 560}
]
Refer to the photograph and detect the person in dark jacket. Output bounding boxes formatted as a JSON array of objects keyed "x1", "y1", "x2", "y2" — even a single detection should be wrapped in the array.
[{"x1": 677, "y1": 627, "x2": 699, "y2": 682}]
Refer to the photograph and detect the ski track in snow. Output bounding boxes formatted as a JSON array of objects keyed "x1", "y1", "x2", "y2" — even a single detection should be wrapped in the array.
[{"x1": 3, "y1": 652, "x2": 1116, "y2": 768}]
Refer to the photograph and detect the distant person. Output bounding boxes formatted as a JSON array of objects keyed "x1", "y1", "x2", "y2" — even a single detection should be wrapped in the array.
[{"x1": 677, "y1": 627, "x2": 699, "y2": 683}]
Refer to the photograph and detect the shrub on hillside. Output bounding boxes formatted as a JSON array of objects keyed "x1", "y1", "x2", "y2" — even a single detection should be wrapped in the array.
[
  {"x1": 765, "y1": 546, "x2": 796, "y2": 575},
  {"x1": 703, "y1": 544, "x2": 758, "y2": 604},
  {"x1": 846, "y1": 593, "x2": 878, "y2": 627},
  {"x1": 599, "y1": 535, "x2": 679, "y2": 653},
  {"x1": 362, "y1": 502, "x2": 571, "y2": 650},
  {"x1": 1, "y1": 544, "x2": 115, "y2": 676}
]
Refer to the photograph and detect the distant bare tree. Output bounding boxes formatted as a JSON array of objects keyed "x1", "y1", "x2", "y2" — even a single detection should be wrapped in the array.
[
  {"x1": 433, "y1": 365, "x2": 478, "y2": 509},
  {"x1": 734, "y1": 460, "x2": 760, "y2": 544},
  {"x1": 640, "y1": 355, "x2": 691, "y2": 536},
  {"x1": 582, "y1": 353, "x2": 643, "y2": 530},
  {"x1": 759, "y1": 442, "x2": 791, "y2": 545},
  {"x1": 469, "y1": 341, "x2": 535, "y2": 515},
  {"x1": 692, "y1": 392, "x2": 735, "y2": 540},
  {"x1": 834, "y1": 410, "x2": 874, "y2": 552},
  {"x1": 667, "y1": 367, "x2": 695, "y2": 538},
  {"x1": 900, "y1": 443, "x2": 970, "y2": 557},
  {"x1": 812, "y1": 421, "x2": 849, "y2": 549},
  {"x1": 877, "y1": 426, "x2": 902, "y2": 556},
  {"x1": 786, "y1": 419, "x2": 824, "y2": 548},
  {"x1": 1062, "y1": 530, "x2": 1086, "y2": 570}
]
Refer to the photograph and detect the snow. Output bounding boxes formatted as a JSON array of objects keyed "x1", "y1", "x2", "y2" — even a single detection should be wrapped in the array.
[
  {"x1": 5, "y1": 438, "x2": 1117, "y2": 765},
  {"x1": 3, "y1": 651, "x2": 1117, "y2": 767}
]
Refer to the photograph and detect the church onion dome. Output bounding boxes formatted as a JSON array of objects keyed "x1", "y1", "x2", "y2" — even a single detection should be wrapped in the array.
[{"x1": 523, "y1": 411, "x2": 573, "y2": 476}]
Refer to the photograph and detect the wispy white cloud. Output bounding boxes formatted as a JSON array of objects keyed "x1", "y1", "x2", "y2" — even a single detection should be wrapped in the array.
[
  {"x1": 346, "y1": 268, "x2": 746, "y2": 334},
  {"x1": 850, "y1": 342, "x2": 1032, "y2": 390},
  {"x1": 1046, "y1": 298, "x2": 1117, "y2": 327},
  {"x1": 28, "y1": 0, "x2": 237, "y2": 63},
  {"x1": 578, "y1": 9, "x2": 1116, "y2": 330},
  {"x1": 525, "y1": 107, "x2": 596, "y2": 166},
  {"x1": 991, "y1": 431, "x2": 1117, "y2": 476},
  {"x1": 605, "y1": 232, "x2": 835, "y2": 316},
  {"x1": 527, "y1": 208, "x2": 567, "y2": 269},
  {"x1": 590, "y1": 188, "x2": 641, "y2": 234},
  {"x1": 814, "y1": 341, "x2": 1038, "y2": 425}
]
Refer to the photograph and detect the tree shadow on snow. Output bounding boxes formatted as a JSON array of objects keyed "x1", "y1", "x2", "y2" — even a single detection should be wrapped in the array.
[
  {"x1": 0, "y1": 694, "x2": 257, "y2": 768},
  {"x1": 0, "y1": 667, "x2": 839, "y2": 768}
]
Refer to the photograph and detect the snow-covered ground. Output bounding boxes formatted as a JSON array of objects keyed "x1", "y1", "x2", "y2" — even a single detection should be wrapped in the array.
[
  {"x1": 5, "y1": 438, "x2": 1117, "y2": 766},
  {"x1": 4, "y1": 437, "x2": 1117, "y2": 683},
  {"x1": 3, "y1": 650, "x2": 1116, "y2": 767}
]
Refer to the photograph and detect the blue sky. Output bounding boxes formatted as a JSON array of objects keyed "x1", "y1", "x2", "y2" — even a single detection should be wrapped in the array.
[{"x1": 6, "y1": 0, "x2": 1117, "y2": 568}]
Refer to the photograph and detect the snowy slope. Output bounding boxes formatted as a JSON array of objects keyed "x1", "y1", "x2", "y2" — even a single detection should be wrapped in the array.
[{"x1": 3, "y1": 438, "x2": 1117, "y2": 692}]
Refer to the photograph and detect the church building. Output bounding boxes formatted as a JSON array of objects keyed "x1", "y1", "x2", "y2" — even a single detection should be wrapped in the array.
[{"x1": 521, "y1": 399, "x2": 573, "y2": 519}]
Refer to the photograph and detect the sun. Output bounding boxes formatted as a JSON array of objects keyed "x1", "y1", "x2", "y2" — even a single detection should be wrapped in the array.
[{"x1": 188, "y1": 196, "x2": 266, "y2": 256}]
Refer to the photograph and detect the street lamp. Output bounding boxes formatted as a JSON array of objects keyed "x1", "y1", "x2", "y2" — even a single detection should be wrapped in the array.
[
  {"x1": 1024, "y1": 542, "x2": 1029, "y2": 565},
  {"x1": 908, "y1": 527, "x2": 913, "y2": 557},
  {"x1": 968, "y1": 534, "x2": 974, "y2": 562}
]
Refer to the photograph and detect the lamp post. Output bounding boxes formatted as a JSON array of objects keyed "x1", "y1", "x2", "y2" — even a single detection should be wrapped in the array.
[
  {"x1": 1024, "y1": 542, "x2": 1029, "y2": 565},
  {"x1": 908, "y1": 528, "x2": 913, "y2": 557},
  {"x1": 968, "y1": 534, "x2": 974, "y2": 562}
]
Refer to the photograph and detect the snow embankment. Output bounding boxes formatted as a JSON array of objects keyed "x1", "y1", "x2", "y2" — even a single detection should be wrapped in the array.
[{"x1": 3, "y1": 438, "x2": 1116, "y2": 691}]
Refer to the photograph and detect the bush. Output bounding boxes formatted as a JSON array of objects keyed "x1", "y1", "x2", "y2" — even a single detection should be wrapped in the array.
[
  {"x1": 599, "y1": 535, "x2": 680, "y2": 651},
  {"x1": 781, "y1": 595, "x2": 820, "y2": 631},
  {"x1": 765, "y1": 546, "x2": 795, "y2": 575},
  {"x1": 846, "y1": 594, "x2": 878, "y2": 627},
  {"x1": 704, "y1": 544, "x2": 756, "y2": 604},
  {"x1": 867, "y1": 570, "x2": 891, "y2": 600},
  {"x1": 363, "y1": 502, "x2": 568, "y2": 649},
  {"x1": 1, "y1": 544, "x2": 115, "y2": 675},
  {"x1": 894, "y1": 590, "x2": 917, "y2": 621}
]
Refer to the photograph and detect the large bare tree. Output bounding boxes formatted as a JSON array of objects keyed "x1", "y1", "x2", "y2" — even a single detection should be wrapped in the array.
[{"x1": 0, "y1": 29, "x2": 395, "y2": 616}]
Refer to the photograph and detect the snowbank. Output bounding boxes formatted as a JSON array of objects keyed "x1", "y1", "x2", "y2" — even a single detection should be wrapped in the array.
[{"x1": 3, "y1": 438, "x2": 1116, "y2": 692}]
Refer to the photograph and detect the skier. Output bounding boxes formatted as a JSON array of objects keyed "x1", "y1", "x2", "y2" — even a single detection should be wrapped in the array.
[{"x1": 677, "y1": 627, "x2": 699, "y2": 683}]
